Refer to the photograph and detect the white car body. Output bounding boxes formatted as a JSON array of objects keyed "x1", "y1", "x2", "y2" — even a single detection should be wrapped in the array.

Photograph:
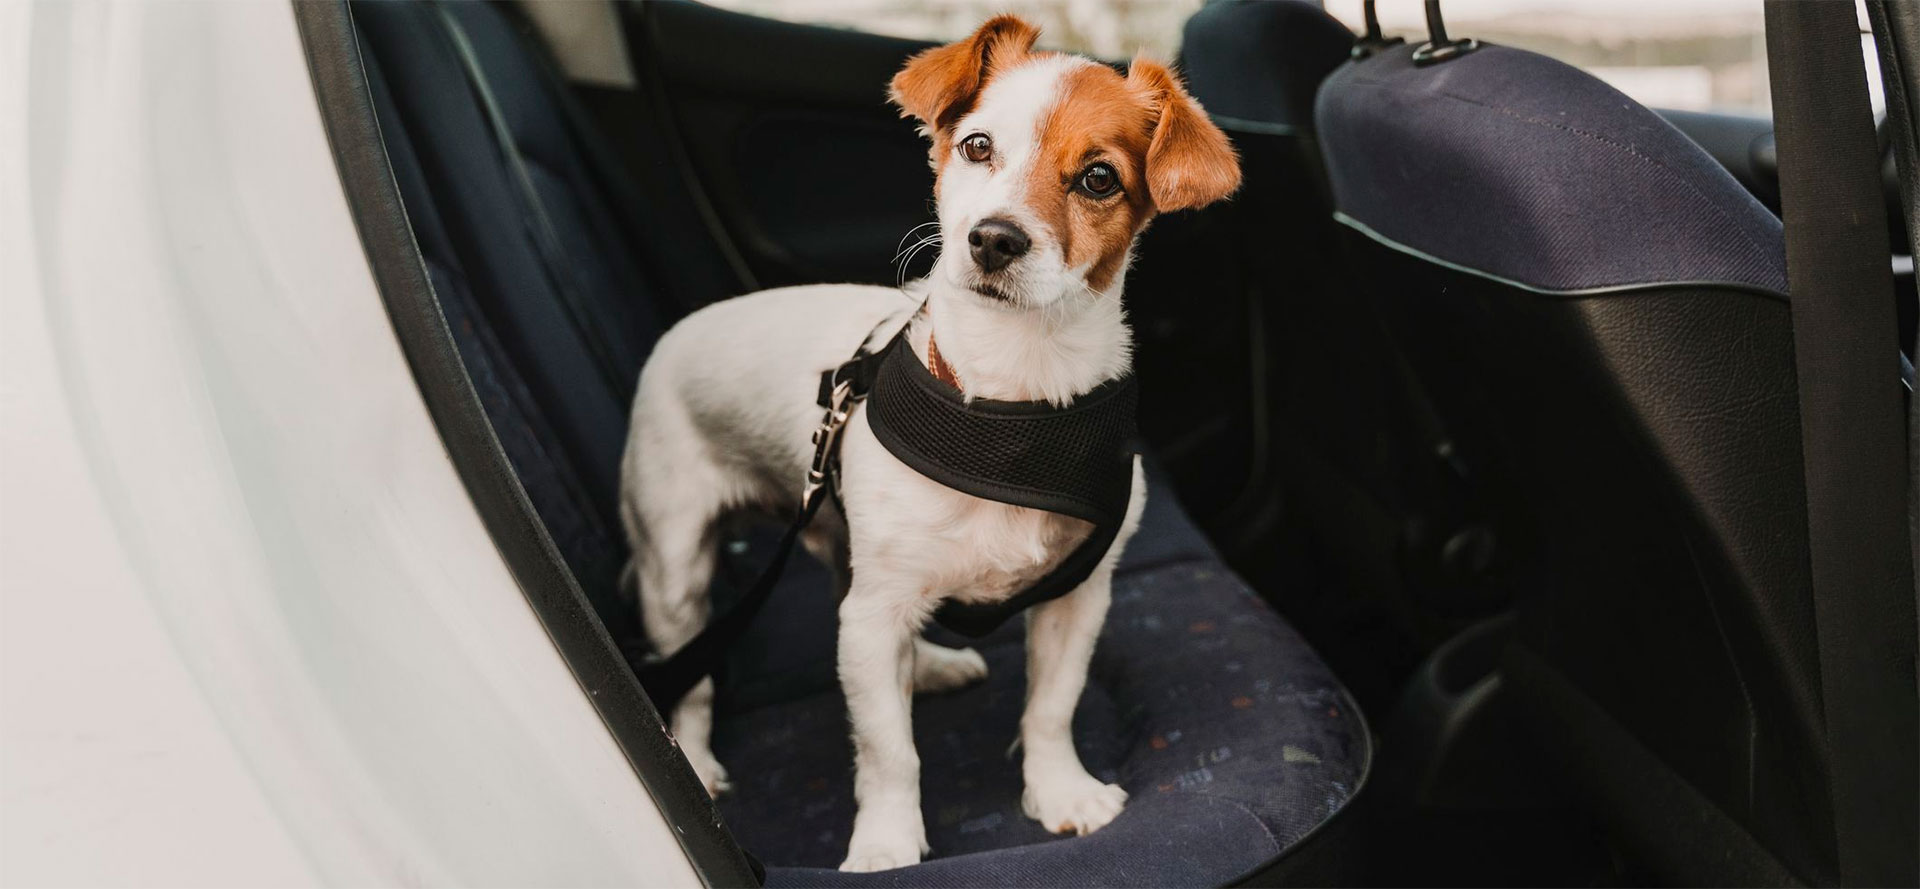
[{"x1": 1, "y1": 1, "x2": 697, "y2": 884}]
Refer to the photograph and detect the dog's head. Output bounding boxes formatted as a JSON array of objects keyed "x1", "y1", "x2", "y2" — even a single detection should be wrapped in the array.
[{"x1": 890, "y1": 16, "x2": 1240, "y2": 310}]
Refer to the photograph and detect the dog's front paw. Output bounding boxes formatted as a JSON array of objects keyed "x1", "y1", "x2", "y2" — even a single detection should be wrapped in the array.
[
  {"x1": 912, "y1": 642, "x2": 988, "y2": 694},
  {"x1": 1022, "y1": 772, "x2": 1128, "y2": 836},
  {"x1": 839, "y1": 813, "x2": 929, "y2": 872}
]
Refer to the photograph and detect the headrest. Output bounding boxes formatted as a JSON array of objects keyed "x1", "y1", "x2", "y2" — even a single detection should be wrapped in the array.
[
  {"x1": 1316, "y1": 44, "x2": 1785, "y2": 294},
  {"x1": 1179, "y1": 0, "x2": 1353, "y2": 132}
]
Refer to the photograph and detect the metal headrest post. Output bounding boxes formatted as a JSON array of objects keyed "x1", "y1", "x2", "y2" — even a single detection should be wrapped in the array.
[
  {"x1": 1412, "y1": 0, "x2": 1478, "y2": 65},
  {"x1": 1350, "y1": 0, "x2": 1406, "y2": 60}
]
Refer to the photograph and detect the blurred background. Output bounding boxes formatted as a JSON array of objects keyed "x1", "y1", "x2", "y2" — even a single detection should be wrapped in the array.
[{"x1": 698, "y1": 0, "x2": 1880, "y2": 118}]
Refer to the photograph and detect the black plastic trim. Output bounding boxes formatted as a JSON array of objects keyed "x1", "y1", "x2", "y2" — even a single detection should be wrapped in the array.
[
  {"x1": 1209, "y1": 113, "x2": 1309, "y2": 138},
  {"x1": 1506, "y1": 647, "x2": 1803, "y2": 886},
  {"x1": 290, "y1": 3, "x2": 758, "y2": 885}
]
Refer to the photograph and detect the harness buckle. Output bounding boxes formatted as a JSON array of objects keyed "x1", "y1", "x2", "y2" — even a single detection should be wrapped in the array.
[{"x1": 802, "y1": 378, "x2": 856, "y2": 506}]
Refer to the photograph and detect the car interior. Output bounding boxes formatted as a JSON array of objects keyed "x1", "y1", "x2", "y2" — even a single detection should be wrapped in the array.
[{"x1": 301, "y1": 0, "x2": 1917, "y2": 885}]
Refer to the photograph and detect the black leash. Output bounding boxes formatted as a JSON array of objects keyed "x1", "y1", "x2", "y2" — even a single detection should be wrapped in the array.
[
  {"x1": 636, "y1": 329, "x2": 890, "y2": 708},
  {"x1": 637, "y1": 320, "x2": 1138, "y2": 707}
]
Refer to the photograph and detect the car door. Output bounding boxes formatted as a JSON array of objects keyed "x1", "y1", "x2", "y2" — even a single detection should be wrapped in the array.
[{"x1": 617, "y1": 1, "x2": 938, "y2": 289}]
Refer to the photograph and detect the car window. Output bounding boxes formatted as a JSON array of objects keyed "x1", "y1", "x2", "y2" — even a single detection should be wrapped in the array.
[
  {"x1": 695, "y1": 0, "x2": 1202, "y2": 60},
  {"x1": 708, "y1": 0, "x2": 1883, "y2": 119},
  {"x1": 1325, "y1": 0, "x2": 1881, "y2": 117}
]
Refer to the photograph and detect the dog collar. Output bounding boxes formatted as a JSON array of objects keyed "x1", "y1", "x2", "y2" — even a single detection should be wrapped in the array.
[{"x1": 925, "y1": 334, "x2": 962, "y2": 389}]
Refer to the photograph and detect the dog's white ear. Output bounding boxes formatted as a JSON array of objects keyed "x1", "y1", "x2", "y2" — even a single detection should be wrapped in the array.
[
  {"x1": 1128, "y1": 57, "x2": 1241, "y2": 213},
  {"x1": 889, "y1": 15, "x2": 1040, "y2": 134}
]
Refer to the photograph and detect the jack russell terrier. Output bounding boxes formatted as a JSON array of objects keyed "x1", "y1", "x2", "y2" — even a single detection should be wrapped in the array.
[{"x1": 620, "y1": 15, "x2": 1240, "y2": 872}]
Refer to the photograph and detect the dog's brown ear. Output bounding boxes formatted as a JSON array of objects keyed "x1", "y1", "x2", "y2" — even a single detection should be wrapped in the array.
[
  {"x1": 1128, "y1": 57, "x2": 1241, "y2": 213},
  {"x1": 889, "y1": 15, "x2": 1041, "y2": 133}
]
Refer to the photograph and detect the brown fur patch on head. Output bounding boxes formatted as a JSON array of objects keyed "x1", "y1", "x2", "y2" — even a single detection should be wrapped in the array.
[
  {"x1": 1127, "y1": 57, "x2": 1242, "y2": 214},
  {"x1": 1014, "y1": 59, "x2": 1239, "y2": 294},
  {"x1": 1025, "y1": 62, "x2": 1157, "y2": 293},
  {"x1": 889, "y1": 16, "x2": 1041, "y2": 144}
]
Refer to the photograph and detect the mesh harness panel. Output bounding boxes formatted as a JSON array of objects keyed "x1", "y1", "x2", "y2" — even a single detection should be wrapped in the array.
[
  {"x1": 864, "y1": 333, "x2": 1140, "y2": 636},
  {"x1": 640, "y1": 325, "x2": 1141, "y2": 705}
]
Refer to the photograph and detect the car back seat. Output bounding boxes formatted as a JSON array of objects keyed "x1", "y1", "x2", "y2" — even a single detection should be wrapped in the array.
[{"x1": 350, "y1": 2, "x2": 1370, "y2": 883}]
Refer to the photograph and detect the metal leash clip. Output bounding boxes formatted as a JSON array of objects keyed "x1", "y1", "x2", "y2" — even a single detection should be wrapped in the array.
[{"x1": 802, "y1": 377, "x2": 857, "y2": 507}]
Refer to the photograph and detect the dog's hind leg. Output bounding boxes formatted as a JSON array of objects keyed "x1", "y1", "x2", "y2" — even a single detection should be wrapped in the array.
[
  {"x1": 801, "y1": 513, "x2": 852, "y2": 601},
  {"x1": 624, "y1": 446, "x2": 730, "y2": 798},
  {"x1": 911, "y1": 638, "x2": 987, "y2": 694}
]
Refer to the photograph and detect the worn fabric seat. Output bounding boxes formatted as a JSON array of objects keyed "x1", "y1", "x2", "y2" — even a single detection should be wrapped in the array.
[
  {"x1": 351, "y1": 1, "x2": 1369, "y2": 883},
  {"x1": 715, "y1": 471, "x2": 1365, "y2": 886}
]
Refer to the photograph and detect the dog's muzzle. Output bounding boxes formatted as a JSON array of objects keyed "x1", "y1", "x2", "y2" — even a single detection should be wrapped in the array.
[{"x1": 968, "y1": 218, "x2": 1030, "y2": 274}]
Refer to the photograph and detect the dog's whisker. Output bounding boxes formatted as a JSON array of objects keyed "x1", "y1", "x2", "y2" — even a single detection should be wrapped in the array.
[
  {"x1": 894, "y1": 240, "x2": 937, "y2": 277},
  {"x1": 895, "y1": 234, "x2": 942, "y2": 287},
  {"x1": 902, "y1": 219, "x2": 939, "y2": 240},
  {"x1": 894, "y1": 221, "x2": 941, "y2": 255},
  {"x1": 890, "y1": 240, "x2": 936, "y2": 264},
  {"x1": 892, "y1": 232, "x2": 941, "y2": 264}
]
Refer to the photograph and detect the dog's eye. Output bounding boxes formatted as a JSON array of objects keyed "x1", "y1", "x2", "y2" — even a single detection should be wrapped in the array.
[
  {"x1": 1077, "y1": 163, "x2": 1120, "y2": 198},
  {"x1": 960, "y1": 133, "x2": 993, "y2": 164}
]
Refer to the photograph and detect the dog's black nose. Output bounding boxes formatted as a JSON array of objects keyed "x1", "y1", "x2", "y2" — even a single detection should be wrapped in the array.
[{"x1": 967, "y1": 218, "x2": 1030, "y2": 273}]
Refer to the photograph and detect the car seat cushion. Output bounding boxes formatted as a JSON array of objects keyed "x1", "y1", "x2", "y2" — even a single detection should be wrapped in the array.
[
  {"x1": 712, "y1": 459, "x2": 1225, "y2": 712},
  {"x1": 1316, "y1": 44, "x2": 1786, "y2": 294},
  {"x1": 712, "y1": 551, "x2": 1370, "y2": 886}
]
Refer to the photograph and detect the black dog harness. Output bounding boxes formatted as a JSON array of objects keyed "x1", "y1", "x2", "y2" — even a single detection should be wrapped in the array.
[{"x1": 637, "y1": 321, "x2": 1139, "y2": 708}]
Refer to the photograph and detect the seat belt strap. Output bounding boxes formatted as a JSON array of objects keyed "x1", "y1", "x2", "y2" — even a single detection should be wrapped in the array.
[{"x1": 1765, "y1": 2, "x2": 1918, "y2": 883}]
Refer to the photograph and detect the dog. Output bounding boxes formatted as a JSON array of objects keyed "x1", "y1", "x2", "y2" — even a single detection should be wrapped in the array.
[{"x1": 620, "y1": 15, "x2": 1240, "y2": 872}]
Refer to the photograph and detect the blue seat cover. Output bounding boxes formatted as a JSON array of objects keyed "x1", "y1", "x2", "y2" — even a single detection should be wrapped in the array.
[{"x1": 718, "y1": 482, "x2": 1368, "y2": 886}]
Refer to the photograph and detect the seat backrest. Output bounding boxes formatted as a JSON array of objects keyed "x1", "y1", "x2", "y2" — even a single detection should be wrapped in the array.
[
  {"x1": 351, "y1": 0, "x2": 738, "y2": 654},
  {"x1": 1172, "y1": 2, "x2": 1519, "y2": 690},
  {"x1": 1317, "y1": 44, "x2": 1830, "y2": 883},
  {"x1": 1121, "y1": 0, "x2": 1356, "y2": 537}
]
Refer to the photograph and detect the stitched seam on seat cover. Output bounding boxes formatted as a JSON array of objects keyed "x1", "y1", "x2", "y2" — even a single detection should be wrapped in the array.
[
  {"x1": 1338, "y1": 74, "x2": 1776, "y2": 270},
  {"x1": 1157, "y1": 791, "x2": 1284, "y2": 852},
  {"x1": 1437, "y1": 87, "x2": 1773, "y2": 264}
]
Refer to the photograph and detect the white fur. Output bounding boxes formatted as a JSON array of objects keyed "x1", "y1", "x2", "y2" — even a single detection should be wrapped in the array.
[{"x1": 620, "y1": 54, "x2": 1144, "y2": 872}]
